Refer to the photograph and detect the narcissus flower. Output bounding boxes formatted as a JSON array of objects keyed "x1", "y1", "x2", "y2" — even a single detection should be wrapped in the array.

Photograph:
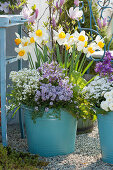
[
  {"x1": 30, "y1": 28, "x2": 49, "y2": 44},
  {"x1": 15, "y1": 47, "x2": 28, "y2": 60},
  {"x1": 95, "y1": 35, "x2": 104, "y2": 50},
  {"x1": 14, "y1": 33, "x2": 21, "y2": 46},
  {"x1": 53, "y1": 27, "x2": 66, "y2": 45},
  {"x1": 75, "y1": 31, "x2": 88, "y2": 51},
  {"x1": 21, "y1": 37, "x2": 30, "y2": 47},
  {"x1": 30, "y1": 37, "x2": 35, "y2": 44},
  {"x1": 84, "y1": 43, "x2": 96, "y2": 58},
  {"x1": 65, "y1": 33, "x2": 75, "y2": 45}
]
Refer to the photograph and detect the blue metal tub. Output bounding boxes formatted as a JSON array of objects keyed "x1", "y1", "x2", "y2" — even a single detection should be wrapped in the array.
[
  {"x1": 97, "y1": 111, "x2": 113, "y2": 164},
  {"x1": 24, "y1": 107, "x2": 77, "y2": 157}
]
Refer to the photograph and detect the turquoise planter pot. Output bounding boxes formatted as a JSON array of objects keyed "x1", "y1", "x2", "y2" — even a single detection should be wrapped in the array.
[
  {"x1": 24, "y1": 107, "x2": 77, "y2": 157},
  {"x1": 97, "y1": 111, "x2": 113, "y2": 164}
]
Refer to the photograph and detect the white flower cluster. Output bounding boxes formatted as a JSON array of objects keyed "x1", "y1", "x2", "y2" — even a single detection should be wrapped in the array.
[
  {"x1": 83, "y1": 76, "x2": 113, "y2": 104},
  {"x1": 101, "y1": 90, "x2": 113, "y2": 111},
  {"x1": 14, "y1": 27, "x2": 104, "y2": 60},
  {"x1": 53, "y1": 28, "x2": 104, "y2": 57},
  {"x1": 9, "y1": 68, "x2": 40, "y2": 102}
]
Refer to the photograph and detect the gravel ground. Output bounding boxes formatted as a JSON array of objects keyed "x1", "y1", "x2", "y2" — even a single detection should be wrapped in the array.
[{"x1": 5, "y1": 122, "x2": 113, "y2": 169}]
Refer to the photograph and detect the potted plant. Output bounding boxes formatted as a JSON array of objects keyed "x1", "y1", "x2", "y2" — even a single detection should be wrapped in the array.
[
  {"x1": 8, "y1": 0, "x2": 104, "y2": 157},
  {"x1": 83, "y1": 51, "x2": 113, "y2": 164},
  {"x1": 8, "y1": 61, "x2": 94, "y2": 157}
]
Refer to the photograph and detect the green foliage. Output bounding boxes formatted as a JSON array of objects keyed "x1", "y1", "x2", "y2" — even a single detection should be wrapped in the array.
[
  {"x1": 0, "y1": 144, "x2": 48, "y2": 169},
  {"x1": 33, "y1": 43, "x2": 94, "y2": 78}
]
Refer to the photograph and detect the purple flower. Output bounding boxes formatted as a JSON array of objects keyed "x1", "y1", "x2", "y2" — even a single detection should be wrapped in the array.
[
  {"x1": 52, "y1": 17, "x2": 56, "y2": 28},
  {"x1": 37, "y1": 61, "x2": 65, "y2": 84},
  {"x1": 56, "y1": 1, "x2": 59, "y2": 9},
  {"x1": 50, "y1": 102, "x2": 53, "y2": 105},
  {"x1": 17, "y1": 0, "x2": 21, "y2": 6},
  {"x1": 59, "y1": 95, "x2": 64, "y2": 100},
  {"x1": 103, "y1": 18, "x2": 107, "y2": 27},
  {"x1": 60, "y1": 8, "x2": 62, "y2": 14},
  {"x1": 0, "y1": 2, "x2": 9, "y2": 13},
  {"x1": 95, "y1": 51, "x2": 113, "y2": 81},
  {"x1": 21, "y1": 6, "x2": 31, "y2": 19},
  {"x1": 34, "y1": 61, "x2": 74, "y2": 109},
  {"x1": 45, "y1": 107, "x2": 49, "y2": 112},
  {"x1": 97, "y1": 18, "x2": 107, "y2": 29},
  {"x1": 97, "y1": 18, "x2": 102, "y2": 29},
  {"x1": 60, "y1": 0, "x2": 65, "y2": 7}
]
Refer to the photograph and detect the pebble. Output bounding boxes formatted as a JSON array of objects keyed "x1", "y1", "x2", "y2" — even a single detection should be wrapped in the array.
[{"x1": 4, "y1": 122, "x2": 113, "y2": 169}]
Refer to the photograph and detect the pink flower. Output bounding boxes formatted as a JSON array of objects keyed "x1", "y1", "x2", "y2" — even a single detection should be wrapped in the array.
[
  {"x1": 103, "y1": 18, "x2": 107, "y2": 27},
  {"x1": 21, "y1": 6, "x2": 39, "y2": 24},
  {"x1": 68, "y1": 7, "x2": 83, "y2": 20},
  {"x1": 60, "y1": 0, "x2": 65, "y2": 7},
  {"x1": 52, "y1": 17, "x2": 56, "y2": 28},
  {"x1": 60, "y1": 8, "x2": 62, "y2": 14},
  {"x1": 21, "y1": 6, "x2": 31, "y2": 19},
  {"x1": 56, "y1": 1, "x2": 59, "y2": 9},
  {"x1": 97, "y1": 18, "x2": 107, "y2": 29},
  {"x1": 97, "y1": 18, "x2": 102, "y2": 29},
  {"x1": 28, "y1": 15, "x2": 35, "y2": 24},
  {"x1": 74, "y1": 0, "x2": 80, "y2": 6},
  {"x1": 34, "y1": 8, "x2": 39, "y2": 19}
]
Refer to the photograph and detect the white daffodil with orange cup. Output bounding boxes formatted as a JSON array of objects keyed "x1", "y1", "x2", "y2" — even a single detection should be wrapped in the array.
[{"x1": 15, "y1": 46, "x2": 29, "y2": 60}]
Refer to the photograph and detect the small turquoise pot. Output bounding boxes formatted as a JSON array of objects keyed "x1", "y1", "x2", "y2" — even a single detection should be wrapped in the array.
[
  {"x1": 24, "y1": 107, "x2": 77, "y2": 157},
  {"x1": 97, "y1": 111, "x2": 113, "y2": 164}
]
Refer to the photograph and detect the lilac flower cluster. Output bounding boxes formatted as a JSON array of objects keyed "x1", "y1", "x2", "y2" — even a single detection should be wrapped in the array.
[
  {"x1": 97, "y1": 18, "x2": 107, "y2": 29},
  {"x1": 35, "y1": 83, "x2": 73, "y2": 103},
  {"x1": 35, "y1": 61, "x2": 74, "y2": 111},
  {"x1": 95, "y1": 51, "x2": 113, "y2": 80},
  {"x1": 38, "y1": 61, "x2": 65, "y2": 85}
]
